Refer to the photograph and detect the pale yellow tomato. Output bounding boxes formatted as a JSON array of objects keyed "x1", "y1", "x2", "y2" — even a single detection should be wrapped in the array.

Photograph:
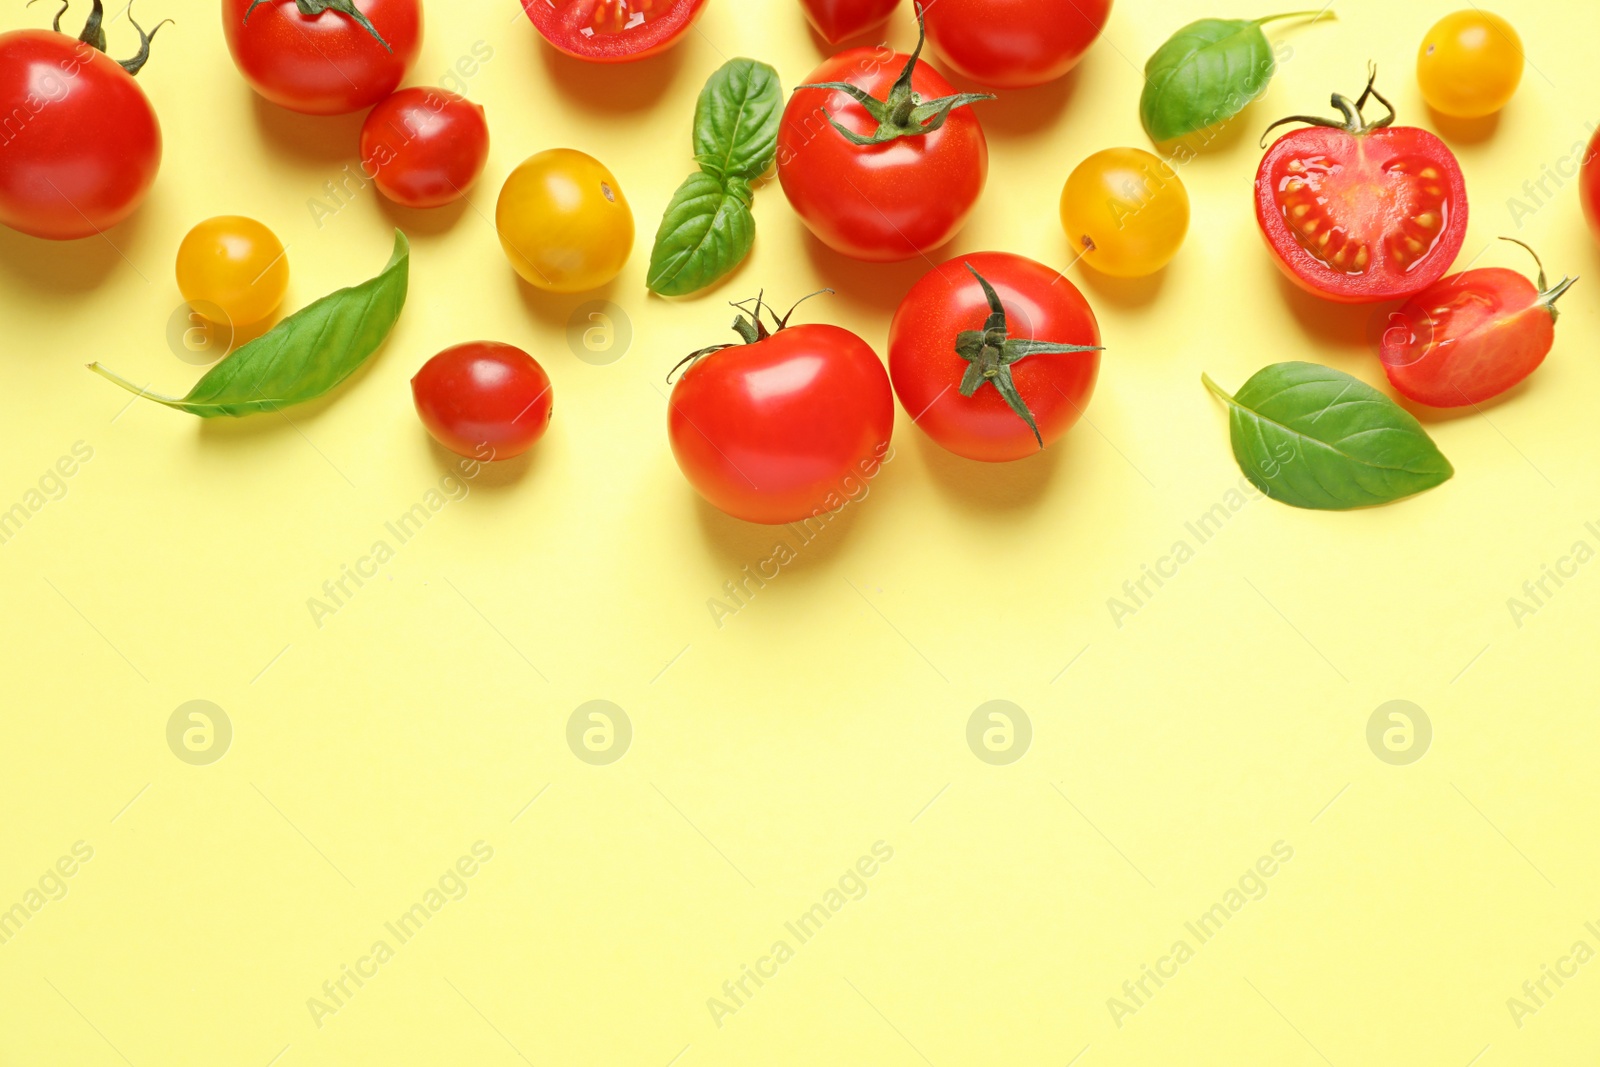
[
  {"x1": 175, "y1": 216, "x2": 289, "y2": 326},
  {"x1": 1417, "y1": 10, "x2": 1523, "y2": 119},
  {"x1": 1059, "y1": 148, "x2": 1189, "y2": 278},
  {"x1": 496, "y1": 149, "x2": 634, "y2": 293}
]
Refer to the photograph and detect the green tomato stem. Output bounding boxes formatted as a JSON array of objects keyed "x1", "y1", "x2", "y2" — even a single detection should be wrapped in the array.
[
  {"x1": 1201, "y1": 372, "x2": 1236, "y2": 405},
  {"x1": 84, "y1": 363, "x2": 186, "y2": 410},
  {"x1": 1255, "y1": 10, "x2": 1334, "y2": 26}
]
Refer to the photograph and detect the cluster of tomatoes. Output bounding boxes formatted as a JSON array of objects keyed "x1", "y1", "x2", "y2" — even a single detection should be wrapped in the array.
[{"x1": 0, "y1": 0, "x2": 1592, "y2": 526}]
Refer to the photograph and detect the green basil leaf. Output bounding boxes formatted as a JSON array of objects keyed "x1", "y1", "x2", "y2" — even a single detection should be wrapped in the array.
[
  {"x1": 90, "y1": 230, "x2": 410, "y2": 417},
  {"x1": 646, "y1": 172, "x2": 755, "y2": 297},
  {"x1": 1203, "y1": 362, "x2": 1454, "y2": 510},
  {"x1": 693, "y1": 58, "x2": 782, "y2": 182},
  {"x1": 1140, "y1": 14, "x2": 1298, "y2": 142}
]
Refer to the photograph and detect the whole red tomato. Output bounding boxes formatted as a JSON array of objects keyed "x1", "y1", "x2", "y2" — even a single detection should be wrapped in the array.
[
  {"x1": 668, "y1": 295, "x2": 894, "y2": 525},
  {"x1": 520, "y1": 0, "x2": 707, "y2": 62},
  {"x1": 777, "y1": 16, "x2": 991, "y2": 262},
  {"x1": 890, "y1": 252, "x2": 1101, "y2": 462},
  {"x1": 1256, "y1": 70, "x2": 1468, "y2": 304},
  {"x1": 412, "y1": 342, "x2": 553, "y2": 460},
  {"x1": 0, "y1": 1, "x2": 165, "y2": 241},
  {"x1": 1380, "y1": 240, "x2": 1576, "y2": 408},
  {"x1": 923, "y1": 0, "x2": 1110, "y2": 89},
  {"x1": 360, "y1": 89, "x2": 489, "y2": 209},
  {"x1": 1579, "y1": 127, "x2": 1600, "y2": 244},
  {"x1": 223, "y1": 0, "x2": 421, "y2": 115},
  {"x1": 799, "y1": 0, "x2": 900, "y2": 45}
]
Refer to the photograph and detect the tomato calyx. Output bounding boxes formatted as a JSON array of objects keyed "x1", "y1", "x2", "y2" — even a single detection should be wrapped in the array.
[
  {"x1": 242, "y1": 0, "x2": 393, "y2": 53},
  {"x1": 792, "y1": 5, "x2": 994, "y2": 147},
  {"x1": 667, "y1": 290, "x2": 835, "y2": 382},
  {"x1": 954, "y1": 265, "x2": 1103, "y2": 448},
  {"x1": 1498, "y1": 237, "x2": 1578, "y2": 322},
  {"x1": 34, "y1": 0, "x2": 171, "y2": 74},
  {"x1": 1259, "y1": 62, "x2": 1395, "y2": 148}
]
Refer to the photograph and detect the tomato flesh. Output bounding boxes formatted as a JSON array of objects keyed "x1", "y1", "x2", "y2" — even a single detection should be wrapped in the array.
[
  {"x1": 1256, "y1": 125, "x2": 1468, "y2": 303},
  {"x1": 521, "y1": 0, "x2": 707, "y2": 62}
]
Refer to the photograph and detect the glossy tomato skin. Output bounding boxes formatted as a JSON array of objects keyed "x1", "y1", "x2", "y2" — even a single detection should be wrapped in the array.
[
  {"x1": 412, "y1": 342, "x2": 553, "y2": 460},
  {"x1": 223, "y1": 0, "x2": 421, "y2": 115},
  {"x1": 890, "y1": 252, "x2": 1100, "y2": 462},
  {"x1": 361, "y1": 89, "x2": 489, "y2": 208},
  {"x1": 1380, "y1": 268, "x2": 1554, "y2": 407},
  {"x1": 799, "y1": 0, "x2": 900, "y2": 45},
  {"x1": 521, "y1": 0, "x2": 707, "y2": 62},
  {"x1": 1256, "y1": 125, "x2": 1468, "y2": 304},
  {"x1": 923, "y1": 0, "x2": 1110, "y2": 89},
  {"x1": 0, "y1": 30, "x2": 160, "y2": 240},
  {"x1": 668, "y1": 324, "x2": 894, "y2": 525},
  {"x1": 778, "y1": 48, "x2": 986, "y2": 262},
  {"x1": 1580, "y1": 128, "x2": 1600, "y2": 245}
]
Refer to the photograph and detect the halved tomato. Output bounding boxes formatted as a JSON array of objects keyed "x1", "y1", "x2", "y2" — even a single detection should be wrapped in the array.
[
  {"x1": 520, "y1": 0, "x2": 707, "y2": 61},
  {"x1": 1255, "y1": 69, "x2": 1468, "y2": 304}
]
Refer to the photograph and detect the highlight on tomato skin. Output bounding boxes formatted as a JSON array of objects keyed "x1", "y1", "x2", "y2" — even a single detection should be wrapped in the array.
[{"x1": 520, "y1": 0, "x2": 708, "y2": 62}]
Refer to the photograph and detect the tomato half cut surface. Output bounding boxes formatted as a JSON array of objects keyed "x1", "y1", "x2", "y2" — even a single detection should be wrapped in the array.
[
  {"x1": 520, "y1": 0, "x2": 707, "y2": 61},
  {"x1": 1255, "y1": 73, "x2": 1468, "y2": 304}
]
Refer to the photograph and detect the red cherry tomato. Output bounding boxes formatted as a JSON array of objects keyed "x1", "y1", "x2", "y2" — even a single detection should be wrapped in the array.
[
  {"x1": 668, "y1": 296, "x2": 894, "y2": 525},
  {"x1": 890, "y1": 252, "x2": 1101, "y2": 463},
  {"x1": 1579, "y1": 127, "x2": 1600, "y2": 245},
  {"x1": 222, "y1": 0, "x2": 421, "y2": 116},
  {"x1": 799, "y1": 0, "x2": 900, "y2": 45},
  {"x1": 412, "y1": 342, "x2": 553, "y2": 460},
  {"x1": 1256, "y1": 71, "x2": 1468, "y2": 304},
  {"x1": 0, "y1": 3, "x2": 164, "y2": 241},
  {"x1": 360, "y1": 89, "x2": 489, "y2": 209},
  {"x1": 1380, "y1": 240, "x2": 1577, "y2": 408},
  {"x1": 778, "y1": 19, "x2": 989, "y2": 262},
  {"x1": 923, "y1": 0, "x2": 1110, "y2": 89},
  {"x1": 520, "y1": 0, "x2": 707, "y2": 62}
]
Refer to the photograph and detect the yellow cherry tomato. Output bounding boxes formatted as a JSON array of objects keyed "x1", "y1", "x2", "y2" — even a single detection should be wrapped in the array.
[
  {"x1": 175, "y1": 216, "x2": 289, "y2": 326},
  {"x1": 1059, "y1": 148, "x2": 1189, "y2": 278},
  {"x1": 1417, "y1": 10, "x2": 1523, "y2": 119},
  {"x1": 496, "y1": 149, "x2": 634, "y2": 293}
]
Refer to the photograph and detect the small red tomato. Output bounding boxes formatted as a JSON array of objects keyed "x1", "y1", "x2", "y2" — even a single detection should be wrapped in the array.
[
  {"x1": 520, "y1": 0, "x2": 707, "y2": 62},
  {"x1": 668, "y1": 295, "x2": 894, "y2": 525},
  {"x1": 890, "y1": 252, "x2": 1101, "y2": 462},
  {"x1": 223, "y1": 0, "x2": 421, "y2": 115},
  {"x1": 412, "y1": 342, "x2": 553, "y2": 460},
  {"x1": 1256, "y1": 70, "x2": 1468, "y2": 304},
  {"x1": 923, "y1": 0, "x2": 1110, "y2": 89},
  {"x1": 799, "y1": 0, "x2": 900, "y2": 45},
  {"x1": 1380, "y1": 239, "x2": 1577, "y2": 408},
  {"x1": 1579, "y1": 127, "x2": 1600, "y2": 245},
  {"x1": 360, "y1": 89, "x2": 489, "y2": 209},
  {"x1": 0, "y1": 2, "x2": 165, "y2": 240},
  {"x1": 778, "y1": 14, "x2": 991, "y2": 262}
]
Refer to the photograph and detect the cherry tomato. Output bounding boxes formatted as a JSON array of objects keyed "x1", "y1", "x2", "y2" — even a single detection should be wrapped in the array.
[
  {"x1": 1417, "y1": 10, "x2": 1523, "y2": 119},
  {"x1": 360, "y1": 89, "x2": 489, "y2": 209},
  {"x1": 1060, "y1": 148, "x2": 1188, "y2": 278},
  {"x1": 520, "y1": 0, "x2": 707, "y2": 62},
  {"x1": 799, "y1": 0, "x2": 900, "y2": 45},
  {"x1": 668, "y1": 296, "x2": 894, "y2": 525},
  {"x1": 222, "y1": 0, "x2": 421, "y2": 116},
  {"x1": 923, "y1": 0, "x2": 1110, "y2": 89},
  {"x1": 1256, "y1": 71, "x2": 1468, "y2": 304},
  {"x1": 889, "y1": 252, "x2": 1101, "y2": 463},
  {"x1": 175, "y1": 216, "x2": 289, "y2": 327},
  {"x1": 0, "y1": 2, "x2": 164, "y2": 241},
  {"x1": 1579, "y1": 129, "x2": 1600, "y2": 245},
  {"x1": 1380, "y1": 239, "x2": 1575, "y2": 408},
  {"x1": 496, "y1": 149, "x2": 634, "y2": 293},
  {"x1": 778, "y1": 18, "x2": 990, "y2": 262},
  {"x1": 412, "y1": 342, "x2": 553, "y2": 460}
]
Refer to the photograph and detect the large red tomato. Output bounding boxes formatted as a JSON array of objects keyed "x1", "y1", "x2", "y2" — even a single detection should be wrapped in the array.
[
  {"x1": 668, "y1": 296, "x2": 894, "y2": 525},
  {"x1": 520, "y1": 0, "x2": 707, "y2": 62},
  {"x1": 777, "y1": 19, "x2": 991, "y2": 262},
  {"x1": 0, "y1": 2, "x2": 164, "y2": 241},
  {"x1": 923, "y1": 0, "x2": 1110, "y2": 89},
  {"x1": 223, "y1": 0, "x2": 421, "y2": 115},
  {"x1": 1256, "y1": 71, "x2": 1468, "y2": 304},
  {"x1": 890, "y1": 252, "x2": 1101, "y2": 462}
]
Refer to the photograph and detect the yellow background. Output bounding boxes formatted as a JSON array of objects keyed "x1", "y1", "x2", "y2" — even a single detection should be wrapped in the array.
[{"x1": 3, "y1": 0, "x2": 1599, "y2": 1063}]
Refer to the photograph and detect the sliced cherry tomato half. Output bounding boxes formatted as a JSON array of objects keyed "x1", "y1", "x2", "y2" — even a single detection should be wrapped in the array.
[
  {"x1": 1256, "y1": 69, "x2": 1468, "y2": 304},
  {"x1": 1380, "y1": 239, "x2": 1576, "y2": 408},
  {"x1": 520, "y1": 0, "x2": 707, "y2": 62}
]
